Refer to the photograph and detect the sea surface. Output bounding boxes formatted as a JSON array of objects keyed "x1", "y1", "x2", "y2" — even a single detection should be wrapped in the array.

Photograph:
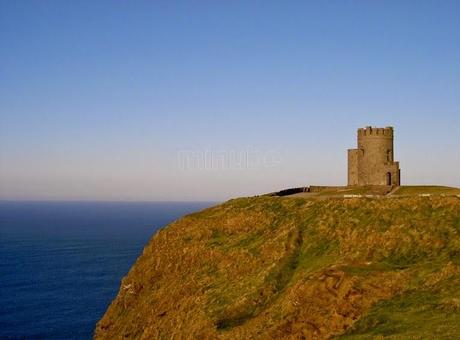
[{"x1": 0, "y1": 201, "x2": 215, "y2": 339}]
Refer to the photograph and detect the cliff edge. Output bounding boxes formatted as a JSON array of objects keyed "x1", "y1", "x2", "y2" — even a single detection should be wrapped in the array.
[{"x1": 95, "y1": 195, "x2": 460, "y2": 339}]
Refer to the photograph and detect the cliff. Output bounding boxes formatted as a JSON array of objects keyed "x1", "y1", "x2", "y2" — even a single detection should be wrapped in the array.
[{"x1": 95, "y1": 195, "x2": 460, "y2": 339}]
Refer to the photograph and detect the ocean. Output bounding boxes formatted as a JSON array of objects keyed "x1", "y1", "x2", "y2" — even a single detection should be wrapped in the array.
[{"x1": 0, "y1": 201, "x2": 215, "y2": 339}]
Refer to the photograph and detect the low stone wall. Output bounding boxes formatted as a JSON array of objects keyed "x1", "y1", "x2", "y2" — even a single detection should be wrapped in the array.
[
  {"x1": 270, "y1": 186, "x2": 346, "y2": 196},
  {"x1": 272, "y1": 187, "x2": 309, "y2": 196}
]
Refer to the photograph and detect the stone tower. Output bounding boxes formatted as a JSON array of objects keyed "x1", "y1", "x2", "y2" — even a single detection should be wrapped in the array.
[{"x1": 348, "y1": 126, "x2": 401, "y2": 186}]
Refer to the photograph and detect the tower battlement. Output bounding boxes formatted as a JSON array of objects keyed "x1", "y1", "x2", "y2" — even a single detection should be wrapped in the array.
[
  {"x1": 348, "y1": 126, "x2": 401, "y2": 186},
  {"x1": 357, "y1": 126, "x2": 394, "y2": 137}
]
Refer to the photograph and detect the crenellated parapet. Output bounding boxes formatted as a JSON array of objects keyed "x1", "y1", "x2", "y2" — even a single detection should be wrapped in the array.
[{"x1": 357, "y1": 126, "x2": 393, "y2": 138}]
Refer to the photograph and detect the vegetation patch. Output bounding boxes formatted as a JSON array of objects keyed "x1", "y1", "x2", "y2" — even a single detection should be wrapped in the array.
[
  {"x1": 392, "y1": 185, "x2": 460, "y2": 196},
  {"x1": 95, "y1": 196, "x2": 460, "y2": 340}
]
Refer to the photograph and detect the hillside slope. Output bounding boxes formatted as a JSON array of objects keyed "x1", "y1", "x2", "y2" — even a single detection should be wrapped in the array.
[{"x1": 95, "y1": 196, "x2": 460, "y2": 339}]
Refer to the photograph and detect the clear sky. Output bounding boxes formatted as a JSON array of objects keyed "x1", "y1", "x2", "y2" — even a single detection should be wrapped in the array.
[{"x1": 1, "y1": 1, "x2": 459, "y2": 201}]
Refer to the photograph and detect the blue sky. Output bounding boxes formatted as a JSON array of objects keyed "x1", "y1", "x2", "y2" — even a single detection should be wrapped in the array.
[{"x1": 1, "y1": 1, "x2": 459, "y2": 201}]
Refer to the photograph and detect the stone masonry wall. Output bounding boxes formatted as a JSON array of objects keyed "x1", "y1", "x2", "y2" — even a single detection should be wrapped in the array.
[{"x1": 348, "y1": 126, "x2": 401, "y2": 186}]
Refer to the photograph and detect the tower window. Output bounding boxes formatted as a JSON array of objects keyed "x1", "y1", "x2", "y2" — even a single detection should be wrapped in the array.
[{"x1": 387, "y1": 150, "x2": 391, "y2": 162}]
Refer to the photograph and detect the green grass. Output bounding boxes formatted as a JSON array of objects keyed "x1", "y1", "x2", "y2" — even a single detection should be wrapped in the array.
[
  {"x1": 338, "y1": 280, "x2": 460, "y2": 339},
  {"x1": 392, "y1": 185, "x2": 460, "y2": 196},
  {"x1": 288, "y1": 185, "x2": 460, "y2": 199},
  {"x1": 215, "y1": 228, "x2": 304, "y2": 330}
]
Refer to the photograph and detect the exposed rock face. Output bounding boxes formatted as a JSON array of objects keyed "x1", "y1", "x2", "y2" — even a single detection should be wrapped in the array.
[{"x1": 95, "y1": 196, "x2": 460, "y2": 339}]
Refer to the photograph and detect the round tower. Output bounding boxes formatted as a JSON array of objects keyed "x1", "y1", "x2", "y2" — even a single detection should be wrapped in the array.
[{"x1": 348, "y1": 126, "x2": 400, "y2": 186}]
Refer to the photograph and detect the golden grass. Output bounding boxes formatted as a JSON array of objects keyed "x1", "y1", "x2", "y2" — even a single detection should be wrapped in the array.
[{"x1": 95, "y1": 195, "x2": 460, "y2": 339}]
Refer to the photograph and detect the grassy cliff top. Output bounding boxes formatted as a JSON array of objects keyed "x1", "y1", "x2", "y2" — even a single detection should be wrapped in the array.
[
  {"x1": 288, "y1": 185, "x2": 460, "y2": 198},
  {"x1": 95, "y1": 195, "x2": 460, "y2": 339},
  {"x1": 391, "y1": 185, "x2": 460, "y2": 196}
]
